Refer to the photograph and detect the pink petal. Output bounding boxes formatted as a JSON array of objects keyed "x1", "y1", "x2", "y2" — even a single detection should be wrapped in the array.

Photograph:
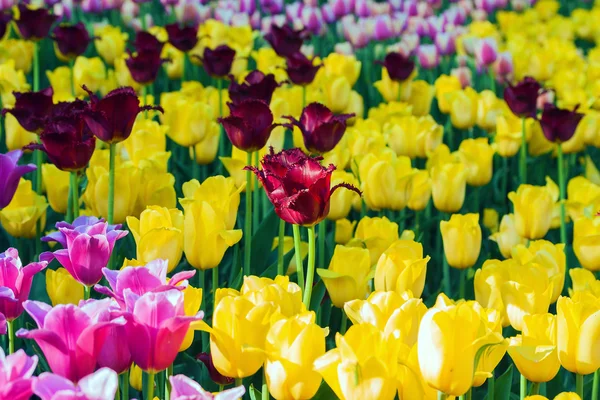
[
  {"x1": 78, "y1": 368, "x2": 118, "y2": 400},
  {"x1": 33, "y1": 372, "x2": 74, "y2": 400}
]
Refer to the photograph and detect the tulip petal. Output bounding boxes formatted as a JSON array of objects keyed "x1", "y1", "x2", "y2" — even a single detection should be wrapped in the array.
[
  {"x1": 33, "y1": 372, "x2": 75, "y2": 400},
  {"x1": 78, "y1": 368, "x2": 119, "y2": 400}
]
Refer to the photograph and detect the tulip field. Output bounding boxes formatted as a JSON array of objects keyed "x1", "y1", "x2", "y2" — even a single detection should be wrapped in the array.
[{"x1": 2, "y1": 0, "x2": 600, "y2": 399}]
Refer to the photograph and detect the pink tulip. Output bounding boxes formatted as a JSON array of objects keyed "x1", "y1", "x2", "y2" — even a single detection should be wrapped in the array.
[
  {"x1": 373, "y1": 15, "x2": 393, "y2": 41},
  {"x1": 42, "y1": 216, "x2": 121, "y2": 248},
  {"x1": 0, "y1": 248, "x2": 47, "y2": 321},
  {"x1": 417, "y1": 44, "x2": 440, "y2": 69},
  {"x1": 170, "y1": 375, "x2": 245, "y2": 400},
  {"x1": 331, "y1": 0, "x2": 353, "y2": 17},
  {"x1": 494, "y1": 51, "x2": 514, "y2": 83},
  {"x1": 451, "y1": 66, "x2": 473, "y2": 88},
  {"x1": 33, "y1": 368, "x2": 118, "y2": 400},
  {"x1": 354, "y1": 0, "x2": 370, "y2": 17},
  {"x1": 122, "y1": 289, "x2": 203, "y2": 373},
  {"x1": 40, "y1": 220, "x2": 128, "y2": 287},
  {"x1": 474, "y1": 37, "x2": 498, "y2": 68},
  {"x1": 434, "y1": 31, "x2": 456, "y2": 56},
  {"x1": 16, "y1": 300, "x2": 126, "y2": 382},
  {"x1": 0, "y1": 348, "x2": 38, "y2": 400}
]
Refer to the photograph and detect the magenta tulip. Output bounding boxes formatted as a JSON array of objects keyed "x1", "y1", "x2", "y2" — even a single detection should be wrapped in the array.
[
  {"x1": 122, "y1": 289, "x2": 203, "y2": 372},
  {"x1": 0, "y1": 248, "x2": 47, "y2": 321},
  {"x1": 0, "y1": 150, "x2": 36, "y2": 208},
  {"x1": 0, "y1": 348, "x2": 38, "y2": 400},
  {"x1": 33, "y1": 368, "x2": 118, "y2": 400},
  {"x1": 170, "y1": 375, "x2": 245, "y2": 400},
  {"x1": 17, "y1": 300, "x2": 126, "y2": 382}
]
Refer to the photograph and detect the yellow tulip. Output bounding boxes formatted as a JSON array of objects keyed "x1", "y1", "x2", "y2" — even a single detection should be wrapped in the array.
[
  {"x1": 94, "y1": 25, "x2": 128, "y2": 66},
  {"x1": 512, "y1": 240, "x2": 566, "y2": 303},
  {"x1": 313, "y1": 323, "x2": 400, "y2": 400},
  {"x1": 41, "y1": 164, "x2": 70, "y2": 214},
  {"x1": 349, "y1": 216, "x2": 399, "y2": 265},
  {"x1": 566, "y1": 176, "x2": 600, "y2": 222},
  {"x1": 509, "y1": 184, "x2": 554, "y2": 240},
  {"x1": 335, "y1": 219, "x2": 356, "y2": 245},
  {"x1": 134, "y1": 157, "x2": 177, "y2": 215},
  {"x1": 368, "y1": 101, "x2": 413, "y2": 126},
  {"x1": 179, "y1": 285, "x2": 203, "y2": 352},
  {"x1": 457, "y1": 138, "x2": 495, "y2": 186},
  {"x1": 319, "y1": 52, "x2": 361, "y2": 86},
  {"x1": 45, "y1": 268, "x2": 84, "y2": 306},
  {"x1": 342, "y1": 90, "x2": 364, "y2": 120},
  {"x1": 0, "y1": 39, "x2": 34, "y2": 74},
  {"x1": 360, "y1": 152, "x2": 415, "y2": 211},
  {"x1": 474, "y1": 259, "x2": 512, "y2": 327},
  {"x1": 374, "y1": 68, "x2": 411, "y2": 103},
  {"x1": 251, "y1": 47, "x2": 287, "y2": 82},
  {"x1": 397, "y1": 343, "x2": 439, "y2": 400},
  {"x1": 407, "y1": 170, "x2": 432, "y2": 212},
  {"x1": 240, "y1": 275, "x2": 305, "y2": 320},
  {"x1": 384, "y1": 115, "x2": 443, "y2": 159},
  {"x1": 322, "y1": 76, "x2": 351, "y2": 113},
  {"x1": 579, "y1": 111, "x2": 600, "y2": 147},
  {"x1": 431, "y1": 161, "x2": 468, "y2": 213},
  {"x1": 569, "y1": 268, "x2": 600, "y2": 298},
  {"x1": 374, "y1": 240, "x2": 429, "y2": 298},
  {"x1": 317, "y1": 245, "x2": 373, "y2": 308},
  {"x1": 126, "y1": 206, "x2": 184, "y2": 273},
  {"x1": 160, "y1": 91, "x2": 216, "y2": 147},
  {"x1": 328, "y1": 170, "x2": 360, "y2": 221},
  {"x1": 4, "y1": 113, "x2": 37, "y2": 152},
  {"x1": 0, "y1": 179, "x2": 47, "y2": 239},
  {"x1": 490, "y1": 214, "x2": 528, "y2": 259},
  {"x1": 554, "y1": 394, "x2": 582, "y2": 400},
  {"x1": 573, "y1": 216, "x2": 600, "y2": 271},
  {"x1": 528, "y1": 119, "x2": 556, "y2": 156},
  {"x1": 45, "y1": 66, "x2": 73, "y2": 102},
  {"x1": 0, "y1": 59, "x2": 30, "y2": 108},
  {"x1": 508, "y1": 313, "x2": 560, "y2": 383},
  {"x1": 121, "y1": 118, "x2": 167, "y2": 166},
  {"x1": 181, "y1": 176, "x2": 242, "y2": 230},
  {"x1": 435, "y1": 74, "x2": 462, "y2": 114},
  {"x1": 556, "y1": 293, "x2": 600, "y2": 375},
  {"x1": 494, "y1": 114, "x2": 525, "y2": 158},
  {"x1": 73, "y1": 57, "x2": 106, "y2": 98},
  {"x1": 447, "y1": 87, "x2": 479, "y2": 130},
  {"x1": 322, "y1": 140, "x2": 351, "y2": 171},
  {"x1": 477, "y1": 90, "x2": 504, "y2": 132},
  {"x1": 163, "y1": 43, "x2": 184, "y2": 80},
  {"x1": 441, "y1": 213, "x2": 482, "y2": 269},
  {"x1": 191, "y1": 121, "x2": 221, "y2": 165},
  {"x1": 483, "y1": 208, "x2": 499, "y2": 233},
  {"x1": 265, "y1": 313, "x2": 326, "y2": 400},
  {"x1": 129, "y1": 364, "x2": 142, "y2": 392},
  {"x1": 407, "y1": 80, "x2": 434, "y2": 117}
]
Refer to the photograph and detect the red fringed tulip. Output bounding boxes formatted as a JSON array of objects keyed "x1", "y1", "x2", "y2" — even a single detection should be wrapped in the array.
[
  {"x1": 0, "y1": 348, "x2": 38, "y2": 400},
  {"x1": 14, "y1": 4, "x2": 58, "y2": 41},
  {"x1": 0, "y1": 248, "x2": 47, "y2": 322},
  {"x1": 265, "y1": 24, "x2": 309, "y2": 57},
  {"x1": 40, "y1": 220, "x2": 128, "y2": 287},
  {"x1": 33, "y1": 368, "x2": 118, "y2": 400},
  {"x1": 83, "y1": 86, "x2": 162, "y2": 144},
  {"x1": 228, "y1": 71, "x2": 280, "y2": 105},
  {"x1": 166, "y1": 23, "x2": 198, "y2": 53},
  {"x1": 219, "y1": 99, "x2": 280, "y2": 152},
  {"x1": 285, "y1": 52, "x2": 321, "y2": 86},
  {"x1": 503, "y1": 76, "x2": 542, "y2": 118},
  {"x1": 2, "y1": 88, "x2": 54, "y2": 133},
  {"x1": 170, "y1": 375, "x2": 245, "y2": 400},
  {"x1": 200, "y1": 45, "x2": 236, "y2": 78},
  {"x1": 539, "y1": 104, "x2": 584, "y2": 143},
  {"x1": 284, "y1": 102, "x2": 354, "y2": 153},
  {"x1": 246, "y1": 148, "x2": 361, "y2": 226},
  {"x1": 52, "y1": 22, "x2": 91, "y2": 60},
  {"x1": 16, "y1": 300, "x2": 126, "y2": 382},
  {"x1": 0, "y1": 150, "x2": 36, "y2": 208},
  {"x1": 376, "y1": 51, "x2": 415, "y2": 82},
  {"x1": 122, "y1": 289, "x2": 203, "y2": 373}
]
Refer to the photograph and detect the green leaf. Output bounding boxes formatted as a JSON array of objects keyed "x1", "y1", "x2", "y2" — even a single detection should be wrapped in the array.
[
  {"x1": 309, "y1": 279, "x2": 327, "y2": 312},
  {"x1": 494, "y1": 365, "x2": 513, "y2": 400},
  {"x1": 249, "y1": 384, "x2": 261, "y2": 400},
  {"x1": 311, "y1": 380, "x2": 338, "y2": 400},
  {"x1": 231, "y1": 266, "x2": 244, "y2": 291},
  {"x1": 250, "y1": 209, "x2": 280, "y2": 274},
  {"x1": 261, "y1": 249, "x2": 294, "y2": 279}
]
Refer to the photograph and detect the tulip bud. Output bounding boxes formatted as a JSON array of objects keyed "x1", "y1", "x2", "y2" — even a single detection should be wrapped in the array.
[
  {"x1": 375, "y1": 240, "x2": 429, "y2": 297},
  {"x1": 447, "y1": 87, "x2": 478, "y2": 129},
  {"x1": 94, "y1": 25, "x2": 128, "y2": 66},
  {"x1": 573, "y1": 216, "x2": 600, "y2": 271},
  {"x1": 490, "y1": 214, "x2": 528, "y2": 259},
  {"x1": 41, "y1": 164, "x2": 70, "y2": 214},
  {"x1": 0, "y1": 179, "x2": 47, "y2": 239},
  {"x1": 350, "y1": 216, "x2": 399, "y2": 265},
  {"x1": 334, "y1": 219, "x2": 355, "y2": 244},
  {"x1": 508, "y1": 184, "x2": 554, "y2": 240},
  {"x1": 435, "y1": 74, "x2": 462, "y2": 114},
  {"x1": 45, "y1": 267, "x2": 84, "y2": 306},
  {"x1": 440, "y1": 213, "x2": 482, "y2": 269},
  {"x1": 457, "y1": 138, "x2": 496, "y2": 186},
  {"x1": 431, "y1": 161, "x2": 467, "y2": 213}
]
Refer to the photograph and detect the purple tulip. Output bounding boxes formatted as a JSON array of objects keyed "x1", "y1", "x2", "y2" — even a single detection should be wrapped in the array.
[
  {"x1": 14, "y1": 4, "x2": 58, "y2": 41},
  {"x1": 2, "y1": 88, "x2": 54, "y2": 133},
  {"x1": 228, "y1": 71, "x2": 280, "y2": 105},
  {"x1": 42, "y1": 216, "x2": 121, "y2": 247},
  {"x1": 122, "y1": 289, "x2": 203, "y2": 373},
  {"x1": 40, "y1": 221, "x2": 128, "y2": 287},
  {"x1": 0, "y1": 248, "x2": 47, "y2": 321},
  {"x1": 52, "y1": 22, "x2": 91, "y2": 59},
  {"x1": 373, "y1": 15, "x2": 394, "y2": 41},
  {"x1": 166, "y1": 23, "x2": 198, "y2": 53},
  {"x1": 134, "y1": 31, "x2": 165, "y2": 54},
  {"x1": 219, "y1": 99, "x2": 281, "y2": 152},
  {"x1": 301, "y1": 7, "x2": 325, "y2": 35},
  {"x1": 261, "y1": 0, "x2": 283, "y2": 14},
  {"x1": 33, "y1": 368, "x2": 118, "y2": 400},
  {"x1": 285, "y1": 51, "x2": 321, "y2": 86},
  {"x1": 0, "y1": 348, "x2": 37, "y2": 400},
  {"x1": 503, "y1": 76, "x2": 542, "y2": 118},
  {"x1": 0, "y1": 313, "x2": 5, "y2": 335},
  {"x1": 474, "y1": 38, "x2": 498, "y2": 68},
  {"x1": 199, "y1": 45, "x2": 236, "y2": 78},
  {"x1": 170, "y1": 374, "x2": 245, "y2": 400},
  {"x1": 265, "y1": 24, "x2": 309, "y2": 57},
  {"x1": 434, "y1": 31, "x2": 456, "y2": 56},
  {"x1": 17, "y1": 300, "x2": 126, "y2": 382},
  {"x1": 376, "y1": 51, "x2": 415, "y2": 82},
  {"x1": 540, "y1": 104, "x2": 584, "y2": 144},
  {"x1": 0, "y1": 151, "x2": 36, "y2": 208},
  {"x1": 125, "y1": 49, "x2": 166, "y2": 85}
]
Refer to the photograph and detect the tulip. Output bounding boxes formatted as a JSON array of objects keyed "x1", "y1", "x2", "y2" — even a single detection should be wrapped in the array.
[
  {"x1": 494, "y1": 114, "x2": 528, "y2": 158},
  {"x1": 198, "y1": 45, "x2": 236, "y2": 78},
  {"x1": 314, "y1": 323, "x2": 400, "y2": 400},
  {"x1": 285, "y1": 52, "x2": 321, "y2": 86},
  {"x1": 447, "y1": 87, "x2": 479, "y2": 130},
  {"x1": 197, "y1": 353, "x2": 234, "y2": 386},
  {"x1": 247, "y1": 148, "x2": 360, "y2": 226},
  {"x1": 573, "y1": 216, "x2": 600, "y2": 271},
  {"x1": 33, "y1": 368, "x2": 118, "y2": 400},
  {"x1": 178, "y1": 284, "x2": 203, "y2": 353},
  {"x1": 508, "y1": 313, "x2": 560, "y2": 383},
  {"x1": 264, "y1": 24, "x2": 308, "y2": 57},
  {"x1": 45, "y1": 268, "x2": 84, "y2": 306},
  {"x1": 52, "y1": 23, "x2": 91, "y2": 60},
  {"x1": 121, "y1": 118, "x2": 167, "y2": 165},
  {"x1": 0, "y1": 179, "x2": 47, "y2": 239},
  {"x1": 457, "y1": 138, "x2": 496, "y2": 186},
  {"x1": 376, "y1": 51, "x2": 415, "y2": 82},
  {"x1": 474, "y1": 38, "x2": 498, "y2": 68},
  {"x1": 160, "y1": 91, "x2": 217, "y2": 147},
  {"x1": 265, "y1": 313, "x2": 326, "y2": 400},
  {"x1": 17, "y1": 300, "x2": 126, "y2": 382},
  {"x1": 440, "y1": 213, "x2": 482, "y2": 269},
  {"x1": 126, "y1": 50, "x2": 165, "y2": 85},
  {"x1": 327, "y1": 170, "x2": 360, "y2": 221},
  {"x1": 490, "y1": 214, "x2": 528, "y2": 259},
  {"x1": 350, "y1": 216, "x2": 399, "y2": 265},
  {"x1": 407, "y1": 170, "x2": 432, "y2": 212},
  {"x1": 0, "y1": 348, "x2": 37, "y2": 400},
  {"x1": 14, "y1": 4, "x2": 58, "y2": 41},
  {"x1": 170, "y1": 375, "x2": 245, "y2": 400},
  {"x1": 319, "y1": 52, "x2": 361, "y2": 87},
  {"x1": 41, "y1": 220, "x2": 128, "y2": 287},
  {"x1": 373, "y1": 68, "x2": 410, "y2": 103},
  {"x1": 94, "y1": 25, "x2": 128, "y2": 66},
  {"x1": 359, "y1": 152, "x2": 415, "y2": 211},
  {"x1": 504, "y1": 76, "x2": 542, "y2": 118},
  {"x1": 41, "y1": 163, "x2": 69, "y2": 214},
  {"x1": 229, "y1": 71, "x2": 279, "y2": 106},
  {"x1": 556, "y1": 294, "x2": 600, "y2": 375},
  {"x1": 408, "y1": 80, "x2": 435, "y2": 117},
  {"x1": 431, "y1": 161, "x2": 467, "y2": 213},
  {"x1": 474, "y1": 260, "x2": 512, "y2": 327},
  {"x1": 219, "y1": 99, "x2": 280, "y2": 152},
  {"x1": 375, "y1": 240, "x2": 429, "y2": 298},
  {"x1": 73, "y1": 57, "x2": 107, "y2": 97},
  {"x1": 334, "y1": 219, "x2": 355, "y2": 244},
  {"x1": 539, "y1": 104, "x2": 584, "y2": 144},
  {"x1": 165, "y1": 23, "x2": 198, "y2": 53},
  {"x1": 477, "y1": 91, "x2": 504, "y2": 132},
  {"x1": 2, "y1": 87, "x2": 54, "y2": 133},
  {"x1": 0, "y1": 150, "x2": 36, "y2": 209},
  {"x1": 570, "y1": 268, "x2": 600, "y2": 298},
  {"x1": 384, "y1": 115, "x2": 443, "y2": 159},
  {"x1": 417, "y1": 44, "x2": 439, "y2": 70},
  {"x1": 509, "y1": 184, "x2": 554, "y2": 240},
  {"x1": 435, "y1": 75, "x2": 462, "y2": 114}
]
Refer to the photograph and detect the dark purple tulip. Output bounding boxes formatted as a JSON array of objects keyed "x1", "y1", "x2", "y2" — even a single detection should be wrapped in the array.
[
  {"x1": 14, "y1": 4, "x2": 58, "y2": 41},
  {"x1": 376, "y1": 51, "x2": 415, "y2": 82},
  {"x1": 197, "y1": 353, "x2": 233, "y2": 386},
  {"x1": 125, "y1": 50, "x2": 165, "y2": 85},
  {"x1": 284, "y1": 103, "x2": 354, "y2": 154},
  {"x1": 264, "y1": 24, "x2": 309, "y2": 57},
  {"x1": 133, "y1": 31, "x2": 164, "y2": 54},
  {"x1": 228, "y1": 71, "x2": 280, "y2": 105},
  {"x1": 0, "y1": 13, "x2": 11, "y2": 40},
  {"x1": 0, "y1": 150, "x2": 36, "y2": 208},
  {"x1": 2, "y1": 88, "x2": 54, "y2": 133},
  {"x1": 83, "y1": 86, "x2": 161, "y2": 144},
  {"x1": 165, "y1": 23, "x2": 198, "y2": 53},
  {"x1": 52, "y1": 22, "x2": 91, "y2": 59},
  {"x1": 199, "y1": 45, "x2": 236, "y2": 78},
  {"x1": 503, "y1": 76, "x2": 542, "y2": 118},
  {"x1": 219, "y1": 100, "x2": 280, "y2": 152},
  {"x1": 285, "y1": 52, "x2": 321, "y2": 86},
  {"x1": 539, "y1": 104, "x2": 584, "y2": 144}
]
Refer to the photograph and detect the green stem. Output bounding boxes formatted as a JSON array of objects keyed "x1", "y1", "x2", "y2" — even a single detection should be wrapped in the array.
[
  {"x1": 520, "y1": 374, "x2": 527, "y2": 400},
  {"x1": 147, "y1": 372, "x2": 155, "y2": 400},
  {"x1": 69, "y1": 59, "x2": 75, "y2": 97},
  {"x1": 519, "y1": 117, "x2": 527, "y2": 185},
  {"x1": 592, "y1": 369, "x2": 599, "y2": 400},
  {"x1": 166, "y1": 364, "x2": 173, "y2": 399},
  {"x1": 157, "y1": 370, "x2": 165, "y2": 400},
  {"x1": 217, "y1": 79, "x2": 225, "y2": 159},
  {"x1": 212, "y1": 266, "x2": 218, "y2": 296},
  {"x1": 235, "y1": 378, "x2": 243, "y2": 389},
  {"x1": 219, "y1": 384, "x2": 224, "y2": 392},
  {"x1": 140, "y1": 3, "x2": 147, "y2": 31},
  {"x1": 438, "y1": 392, "x2": 447, "y2": 400},
  {"x1": 292, "y1": 225, "x2": 305, "y2": 291},
  {"x1": 33, "y1": 42, "x2": 39, "y2": 92},
  {"x1": 318, "y1": 220, "x2": 325, "y2": 270},
  {"x1": 459, "y1": 268, "x2": 467, "y2": 299},
  {"x1": 415, "y1": 211, "x2": 421, "y2": 236},
  {"x1": 122, "y1": 371, "x2": 130, "y2": 400},
  {"x1": 262, "y1": 368, "x2": 269, "y2": 400},
  {"x1": 340, "y1": 312, "x2": 347, "y2": 334},
  {"x1": 84, "y1": 285, "x2": 90, "y2": 300},
  {"x1": 488, "y1": 376, "x2": 495, "y2": 400},
  {"x1": 489, "y1": 67, "x2": 496, "y2": 94},
  {"x1": 557, "y1": 143, "x2": 567, "y2": 247},
  {"x1": 244, "y1": 152, "x2": 253, "y2": 277},
  {"x1": 440, "y1": 213, "x2": 451, "y2": 295},
  {"x1": 466, "y1": 389, "x2": 472, "y2": 400},
  {"x1": 108, "y1": 143, "x2": 116, "y2": 224},
  {"x1": 576, "y1": 374, "x2": 584, "y2": 398},
  {"x1": 502, "y1": 156, "x2": 508, "y2": 210},
  {"x1": 142, "y1": 85, "x2": 149, "y2": 118},
  {"x1": 66, "y1": 175, "x2": 73, "y2": 224},
  {"x1": 302, "y1": 226, "x2": 316, "y2": 308},
  {"x1": 277, "y1": 219, "x2": 285, "y2": 276},
  {"x1": 529, "y1": 382, "x2": 540, "y2": 396},
  {"x1": 253, "y1": 152, "x2": 259, "y2": 233},
  {"x1": 7, "y1": 319, "x2": 14, "y2": 354},
  {"x1": 115, "y1": 381, "x2": 121, "y2": 400},
  {"x1": 70, "y1": 172, "x2": 79, "y2": 219}
]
